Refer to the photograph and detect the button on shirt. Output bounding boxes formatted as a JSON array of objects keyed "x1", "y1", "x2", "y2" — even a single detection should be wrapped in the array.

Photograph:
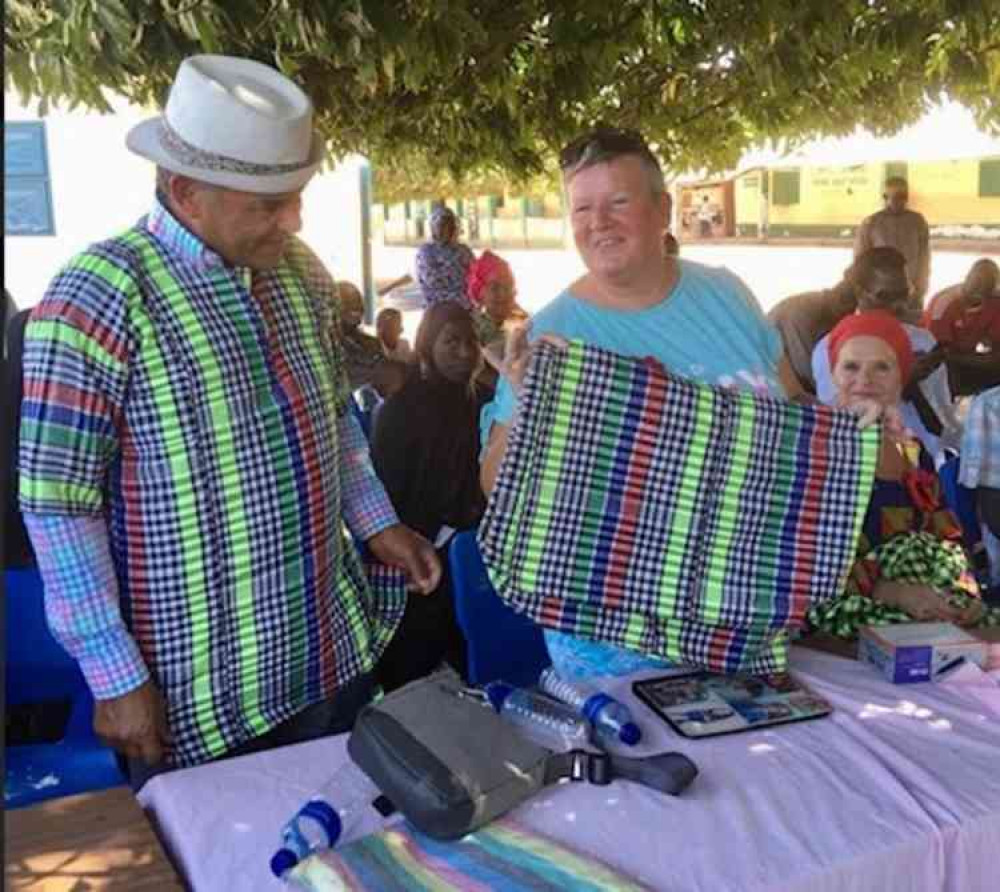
[{"x1": 19, "y1": 200, "x2": 402, "y2": 767}]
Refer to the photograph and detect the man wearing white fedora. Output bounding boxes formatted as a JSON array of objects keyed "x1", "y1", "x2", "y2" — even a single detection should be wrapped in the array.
[{"x1": 18, "y1": 55, "x2": 442, "y2": 787}]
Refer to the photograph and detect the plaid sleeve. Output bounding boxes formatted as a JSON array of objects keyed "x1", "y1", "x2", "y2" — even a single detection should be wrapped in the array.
[
  {"x1": 23, "y1": 513, "x2": 149, "y2": 698},
  {"x1": 338, "y1": 409, "x2": 399, "y2": 540},
  {"x1": 19, "y1": 246, "x2": 134, "y2": 515}
]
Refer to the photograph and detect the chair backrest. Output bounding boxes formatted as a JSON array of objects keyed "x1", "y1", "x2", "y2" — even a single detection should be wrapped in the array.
[
  {"x1": 448, "y1": 530, "x2": 549, "y2": 687},
  {"x1": 4, "y1": 308, "x2": 35, "y2": 568},
  {"x1": 939, "y1": 455, "x2": 983, "y2": 549},
  {"x1": 5, "y1": 568, "x2": 85, "y2": 706}
]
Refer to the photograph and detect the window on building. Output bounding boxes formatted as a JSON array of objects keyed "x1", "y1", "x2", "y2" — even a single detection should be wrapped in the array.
[
  {"x1": 772, "y1": 170, "x2": 800, "y2": 206},
  {"x1": 979, "y1": 158, "x2": 1000, "y2": 197},
  {"x1": 4, "y1": 121, "x2": 55, "y2": 236}
]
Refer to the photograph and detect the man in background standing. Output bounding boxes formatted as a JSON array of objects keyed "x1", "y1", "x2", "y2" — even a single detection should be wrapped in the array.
[{"x1": 854, "y1": 176, "x2": 930, "y2": 322}]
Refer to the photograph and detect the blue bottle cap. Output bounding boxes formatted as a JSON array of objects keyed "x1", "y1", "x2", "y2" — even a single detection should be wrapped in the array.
[
  {"x1": 619, "y1": 721, "x2": 642, "y2": 745},
  {"x1": 485, "y1": 682, "x2": 513, "y2": 712},
  {"x1": 270, "y1": 848, "x2": 299, "y2": 878}
]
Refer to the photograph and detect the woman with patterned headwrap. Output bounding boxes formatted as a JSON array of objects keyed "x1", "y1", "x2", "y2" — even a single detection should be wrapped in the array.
[
  {"x1": 414, "y1": 205, "x2": 475, "y2": 308},
  {"x1": 807, "y1": 310, "x2": 1000, "y2": 638},
  {"x1": 466, "y1": 250, "x2": 528, "y2": 364}
]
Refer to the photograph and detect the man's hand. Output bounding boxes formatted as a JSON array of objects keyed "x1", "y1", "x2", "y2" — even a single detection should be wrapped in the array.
[
  {"x1": 367, "y1": 524, "x2": 442, "y2": 595},
  {"x1": 94, "y1": 679, "x2": 170, "y2": 765}
]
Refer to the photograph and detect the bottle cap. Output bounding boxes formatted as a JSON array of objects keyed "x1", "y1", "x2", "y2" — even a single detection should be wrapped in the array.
[
  {"x1": 485, "y1": 682, "x2": 513, "y2": 712},
  {"x1": 619, "y1": 721, "x2": 642, "y2": 745},
  {"x1": 270, "y1": 848, "x2": 299, "y2": 878}
]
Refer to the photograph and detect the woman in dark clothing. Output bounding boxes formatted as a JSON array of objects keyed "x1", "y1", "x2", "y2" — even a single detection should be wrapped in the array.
[{"x1": 371, "y1": 303, "x2": 489, "y2": 691}]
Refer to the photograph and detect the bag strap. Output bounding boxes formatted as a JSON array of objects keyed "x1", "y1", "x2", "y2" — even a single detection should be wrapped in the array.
[{"x1": 543, "y1": 749, "x2": 697, "y2": 796}]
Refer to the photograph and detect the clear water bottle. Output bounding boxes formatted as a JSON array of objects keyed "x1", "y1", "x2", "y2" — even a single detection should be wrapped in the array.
[
  {"x1": 484, "y1": 681, "x2": 591, "y2": 752},
  {"x1": 269, "y1": 763, "x2": 389, "y2": 879},
  {"x1": 539, "y1": 667, "x2": 642, "y2": 747}
]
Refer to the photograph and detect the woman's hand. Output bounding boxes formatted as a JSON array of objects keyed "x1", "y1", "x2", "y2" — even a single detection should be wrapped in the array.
[
  {"x1": 873, "y1": 580, "x2": 983, "y2": 625},
  {"x1": 500, "y1": 325, "x2": 569, "y2": 394},
  {"x1": 837, "y1": 397, "x2": 906, "y2": 441}
]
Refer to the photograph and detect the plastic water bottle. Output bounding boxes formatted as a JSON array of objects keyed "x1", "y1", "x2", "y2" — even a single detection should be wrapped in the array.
[
  {"x1": 539, "y1": 668, "x2": 642, "y2": 747},
  {"x1": 269, "y1": 763, "x2": 389, "y2": 879},
  {"x1": 484, "y1": 681, "x2": 591, "y2": 752}
]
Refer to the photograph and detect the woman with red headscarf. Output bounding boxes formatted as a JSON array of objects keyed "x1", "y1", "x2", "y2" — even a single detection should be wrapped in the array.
[
  {"x1": 808, "y1": 311, "x2": 999, "y2": 638},
  {"x1": 466, "y1": 251, "x2": 528, "y2": 362}
]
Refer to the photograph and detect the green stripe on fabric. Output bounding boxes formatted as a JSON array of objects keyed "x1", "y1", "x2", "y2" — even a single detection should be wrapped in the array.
[
  {"x1": 120, "y1": 236, "x2": 224, "y2": 754},
  {"x1": 745, "y1": 404, "x2": 802, "y2": 633},
  {"x1": 165, "y1": 267, "x2": 269, "y2": 734},
  {"x1": 272, "y1": 264, "x2": 336, "y2": 705},
  {"x1": 700, "y1": 395, "x2": 754, "y2": 624},
  {"x1": 572, "y1": 351, "x2": 635, "y2": 626},
  {"x1": 519, "y1": 341, "x2": 583, "y2": 589},
  {"x1": 658, "y1": 384, "x2": 716, "y2": 609},
  {"x1": 18, "y1": 476, "x2": 103, "y2": 511},
  {"x1": 26, "y1": 319, "x2": 127, "y2": 376},
  {"x1": 18, "y1": 418, "x2": 117, "y2": 456}
]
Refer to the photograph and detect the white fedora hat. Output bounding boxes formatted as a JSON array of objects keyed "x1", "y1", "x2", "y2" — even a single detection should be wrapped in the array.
[{"x1": 127, "y1": 55, "x2": 324, "y2": 194}]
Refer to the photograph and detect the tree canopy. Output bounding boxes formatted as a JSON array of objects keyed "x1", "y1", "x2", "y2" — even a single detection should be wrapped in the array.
[{"x1": 6, "y1": 1, "x2": 999, "y2": 202}]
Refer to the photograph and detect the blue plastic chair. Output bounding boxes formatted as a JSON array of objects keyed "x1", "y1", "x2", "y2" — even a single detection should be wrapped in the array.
[
  {"x1": 448, "y1": 530, "x2": 550, "y2": 687},
  {"x1": 939, "y1": 454, "x2": 993, "y2": 593},
  {"x1": 4, "y1": 568, "x2": 125, "y2": 809}
]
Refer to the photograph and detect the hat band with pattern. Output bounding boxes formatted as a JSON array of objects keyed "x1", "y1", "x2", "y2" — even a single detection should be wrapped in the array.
[{"x1": 159, "y1": 120, "x2": 314, "y2": 176}]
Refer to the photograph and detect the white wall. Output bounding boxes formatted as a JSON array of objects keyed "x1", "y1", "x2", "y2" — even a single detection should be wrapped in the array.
[{"x1": 4, "y1": 92, "x2": 366, "y2": 308}]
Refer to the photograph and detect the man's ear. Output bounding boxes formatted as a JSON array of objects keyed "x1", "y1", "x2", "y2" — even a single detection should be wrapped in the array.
[{"x1": 167, "y1": 175, "x2": 206, "y2": 222}]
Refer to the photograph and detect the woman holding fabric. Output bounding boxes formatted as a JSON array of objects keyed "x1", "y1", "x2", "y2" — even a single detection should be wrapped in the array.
[
  {"x1": 414, "y1": 206, "x2": 475, "y2": 308},
  {"x1": 371, "y1": 303, "x2": 489, "y2": 690},
  {"x1": 480, "y1": 126, "x2": 817, "y2": 679},
  {"x1": 807, "y1": 311, "x2": 999, "y2": 638}
]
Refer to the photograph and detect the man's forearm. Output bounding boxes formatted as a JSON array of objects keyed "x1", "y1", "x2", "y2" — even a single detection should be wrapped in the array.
[
  {"x1": 337, "y1": 409, "x2": 399, "y2": 540},
  {"x1": 23, "y1": 513, "x2": 150, "y2": 699}
]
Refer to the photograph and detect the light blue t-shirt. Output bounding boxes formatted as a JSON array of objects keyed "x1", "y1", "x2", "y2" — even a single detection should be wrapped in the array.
[{"x1": 482, "y1": 259, "x2": 784, "y2": 678}]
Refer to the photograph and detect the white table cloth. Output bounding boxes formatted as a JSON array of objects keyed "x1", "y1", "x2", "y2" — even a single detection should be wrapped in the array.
[{"x1": 140, "y1": 648, "x2": 1000, "y2": 891}]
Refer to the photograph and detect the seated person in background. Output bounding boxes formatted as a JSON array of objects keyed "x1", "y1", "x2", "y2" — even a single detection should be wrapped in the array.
[
  {"x1": 481, "y1": 125, "x2": 807, "y2": 680},
  {"x1": 354, "y1": 359, "x2": 410, "y2": 420},
  {"x1": 926, "y1": 259, "x2": 1000, "y2": 396},
  {"x1": 337, "y1": 281, "x2": 384, "y2": 391},
  {"x1": 806, "y1": 311, "x2": 999, "y2": 639},
  {"x1": 467, "y1": 251, "x2": 526, "y2": 358},
  {"x1": 959, "y1": 385, "x2": 1000, "y2": 593},
  {"x1": 767, "y1": 266, "x2": 857, "y2": 395},
  {"x1": 371, "y1": 303, "x2": 489, "y2": 691},
  {"x1": 811, "y1": 247, "x2": 960, "y2": 462},
  {"x1": 662, "y1": 231, "x2": 680, "y2": 257},
  {"x1": 376, "y1": 308, "x2": 414, "y2": 363}
]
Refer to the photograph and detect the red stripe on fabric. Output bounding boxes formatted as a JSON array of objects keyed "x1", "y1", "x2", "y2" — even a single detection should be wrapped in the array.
[
  {"x1": 118, "y1": 426, "x2": 157, "y2": 665},
  {"x1": 787, "y1": 410, "x2": 832, "y2": 621},
  {"x1": 22, "y1": 378, "x2": 115, "y2": 422},
  {"x1": 602, "y1": 371, "x2": 668, "y2": 608},
  {"x1": 253, "y1": 277, "x2": 335, "y2": 690},
  {"x1": 31, "y1": 300, "x2": 129, "y2": 364}
]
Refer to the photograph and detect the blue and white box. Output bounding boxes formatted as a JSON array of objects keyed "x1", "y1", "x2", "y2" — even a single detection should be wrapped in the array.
[{"x1": 859, "y1": 622, "x2": 987, "y2": 684}]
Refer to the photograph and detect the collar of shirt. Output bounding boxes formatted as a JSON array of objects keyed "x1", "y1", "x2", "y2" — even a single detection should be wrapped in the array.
[{"x1": 146, "y1": 196, "x2": 253, "y2": 290}]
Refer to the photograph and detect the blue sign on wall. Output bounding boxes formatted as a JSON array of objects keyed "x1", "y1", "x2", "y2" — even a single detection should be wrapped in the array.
[{"x1": 5, "y1": 121, "x2": 55, "y2": 235}]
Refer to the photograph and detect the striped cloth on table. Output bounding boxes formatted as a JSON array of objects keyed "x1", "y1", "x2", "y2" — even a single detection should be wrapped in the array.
[
  {"x1": 479, "y1": 341, "x2": 879, "y2": 674},
  {"x1": 292, "y1": 818, "x2": 649, "y2": 891}
]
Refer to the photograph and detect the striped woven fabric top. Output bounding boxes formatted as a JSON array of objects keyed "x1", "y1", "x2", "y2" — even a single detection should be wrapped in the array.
[
  {"x1": 294, "y1": 818, "x2": 649, "y2": 891},
  {"x1": 479, "y1": 341, "x2": 879, "y2": 674},
  {"x1": 19, "y1": 203, "x2": 405, "y2": 766}
]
